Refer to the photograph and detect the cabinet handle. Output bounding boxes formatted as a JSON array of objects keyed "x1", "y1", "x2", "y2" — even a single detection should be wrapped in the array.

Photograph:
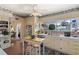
[
  {"x1": 60, "y1": 48, "x2": 62, "y2": 49},
  {"x1": 4, "y1": 40, "x2": 9, "y2": 43},
  {"x1": 0, "y1": 45, "x2": 1, "y2": 48}
]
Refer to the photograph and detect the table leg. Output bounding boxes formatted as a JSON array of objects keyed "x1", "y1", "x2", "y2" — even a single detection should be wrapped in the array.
[{"x1": 39, "y1": 46, "x2": 41, "y2": 55}]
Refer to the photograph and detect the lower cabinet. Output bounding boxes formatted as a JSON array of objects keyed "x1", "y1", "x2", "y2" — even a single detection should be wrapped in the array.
[
  {"x1": 60, "y1": 39, "x2": 76, "y2": 54},
  {"x1": 44, "y1": 36, "x2": 54, "y2": 49},
  {"x1": 1, "y1": 42, "x2": 11, "y2": 49},
  {"x1": 0, "y1": 37, "x2": 11, "y2": 49},
  {"x1": 54, "y1": 38, "x2": 62, "y2": 51},
  {"x1": 44, "y1": 36, "x2": 79, "y2": 55},
  {"x1": 68, "y1": 39, "x2": 79, "y2": 54}
]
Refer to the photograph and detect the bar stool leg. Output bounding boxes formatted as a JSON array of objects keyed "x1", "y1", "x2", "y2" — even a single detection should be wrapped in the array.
[
  {"x1": 31, "y1": 47, "x2": 36, "y2": 55},
  {"x1": 25, "y1": 45, "x2": 32, "y2": 55},
  {"x1": 43, "y1": 45, "x2": 45, "y2": 55},
  {"x1": 39, "y1": 46, "x2": 41, "y2": 55},
  {"x1": 35, "y1": 48, "x2": 38, "y2": 55}
]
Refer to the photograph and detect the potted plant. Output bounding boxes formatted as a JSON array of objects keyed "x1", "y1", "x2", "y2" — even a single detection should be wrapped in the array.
[
  {"x1": 2, "y1": 30, "x2": 9, "y2": 35},
  {"x1": 49, "y1": 24, "x2": 55, "y2": 30}
]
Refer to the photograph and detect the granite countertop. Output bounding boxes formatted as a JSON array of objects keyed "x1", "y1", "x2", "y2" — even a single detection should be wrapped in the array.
[
  {"x1": 32, "y1": 38, "x2": 45, "y2": 42},
  {"x1": 50, "y1": 36, "x2": 79, "y2": 40},
  {"x1": 0, "y1": 48, "x2": 7, "y2": 55},
  {"x1": 24, "y1": 37, "x2": 45, "y2": 42}
]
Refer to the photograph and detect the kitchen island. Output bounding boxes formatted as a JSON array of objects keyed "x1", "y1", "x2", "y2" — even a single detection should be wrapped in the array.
[{"x1": 43, "y1": 35, "x2": 79, "y2": 55}]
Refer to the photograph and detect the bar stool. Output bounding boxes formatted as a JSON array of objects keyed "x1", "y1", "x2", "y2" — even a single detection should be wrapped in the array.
[
  {"x1": 25, "y1": 40, "x2": 32, "y2": 55},
  {"x1": 31, "y1": 42, "x2": 41, "y2": 55},
  {"x1": 24, "y1": 40, "x2": 44, "y2": 55}
]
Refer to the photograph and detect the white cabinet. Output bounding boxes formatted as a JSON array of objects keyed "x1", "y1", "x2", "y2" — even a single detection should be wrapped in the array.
[
  {"x1": 60, "y1": 38, "x2": 79, "y2": 54},
  {"x1": 67, "y1": 39, "x2": 79, "y2": 54},
  {"x1": 54, "y1": 37, "x2": 62, "y2": 51},
  {"x1": 0, "y1": 36, "x2": 11, "y2": 49},
  {"x1": 59, "y1": 38, "x2": 79, "y2": 54},
  {"x1": 44, "y1": 36, "x2": 52, "y2": 48},
  {"x1": 0, "y1": 20, "x2": 11, "y2": 49},
  {"x1": 60, "y1": 39, "x2": 70, "y2": 54},
  {"x1": 1, "y1": 42, "x2": 11, "y2": 49},
  {"x1": 60, "y1": 38, "x2": 76, "y2": 54}
]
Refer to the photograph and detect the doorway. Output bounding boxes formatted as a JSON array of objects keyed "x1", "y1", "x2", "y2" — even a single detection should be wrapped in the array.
[{"x1": 15, "y1": 23, "x2": 21, "y2": 40}]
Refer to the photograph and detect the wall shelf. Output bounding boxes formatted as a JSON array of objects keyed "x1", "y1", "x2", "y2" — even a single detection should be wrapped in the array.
[{"x1": 0, "y1": 20, "x2": 11, "y2": 49}]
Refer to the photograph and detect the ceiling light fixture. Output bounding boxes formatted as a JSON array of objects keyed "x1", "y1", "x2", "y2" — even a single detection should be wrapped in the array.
[{"x1": 31, "y1": 4, "x2": 42, "y2": 17}]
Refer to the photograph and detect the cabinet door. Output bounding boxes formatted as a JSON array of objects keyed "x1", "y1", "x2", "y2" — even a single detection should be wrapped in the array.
[
  {"x1": 63, "y1": 39, "x2": 78, "y2": 55},
  {"x1": 62, "y1": 38, "x2": 75, "y2": 54},
  {"x1": 44, "y1": 36, "x2": 55, "y2": 49},
  {"x1": 60, "y1": 39, "x2": 68, "y2": 53},
  {"x1": 50, "y1": 37, "x2": 55, "y2": 49},
  {"x1": 54, "y1": 37, "x2": 62, "y2": 51},
  {"x1": 44, "y1": 36, "x2": 51, "y2": 48},
  {"x1": 69, "y1": 39, "x2": 79, "y2": 54}
]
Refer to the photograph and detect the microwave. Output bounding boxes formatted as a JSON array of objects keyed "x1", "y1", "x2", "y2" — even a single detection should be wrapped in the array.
[{"x1": 64, "y1": 32, "x2": 71, "y2": 37}]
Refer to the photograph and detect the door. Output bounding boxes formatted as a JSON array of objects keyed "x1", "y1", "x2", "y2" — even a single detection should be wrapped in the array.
[{"x1": 16, "y1": 23, "x2": 21, "y2": 39}]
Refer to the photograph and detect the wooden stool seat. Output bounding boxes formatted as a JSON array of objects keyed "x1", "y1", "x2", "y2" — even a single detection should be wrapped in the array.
[{"x1": 32, "y1": 43, "x2": 40, "y2": 48}]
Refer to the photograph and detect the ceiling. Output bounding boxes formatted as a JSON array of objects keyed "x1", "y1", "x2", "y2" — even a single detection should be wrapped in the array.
[{"x1": 0, "y1": 4, "x2": 79, "y2": 17}]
